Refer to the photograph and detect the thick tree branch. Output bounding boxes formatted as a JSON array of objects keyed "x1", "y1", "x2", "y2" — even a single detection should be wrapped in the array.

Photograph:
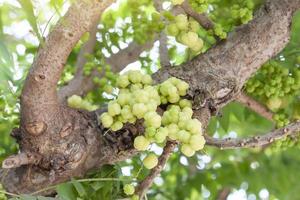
[
  {"x1": 236, "y1": 92, "x2": 273, "y2": 121},
  {"x1": 21, "y1": 0, "x2": 113, "y2": 125},
  {"x1": 58, "y1": 21, "x2": 99, "y2": 102},
  {"x1": 136, "y1": 141, "x2": 177, "y2": 198},
  {"x1": 180, "y1": 0, "x2": 214, "y2": 29},
  {"x1": 204, "y1": 121, "x2": 300, "y2": 149}
]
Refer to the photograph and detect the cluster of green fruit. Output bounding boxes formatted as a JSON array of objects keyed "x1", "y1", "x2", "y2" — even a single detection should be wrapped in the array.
[
  {"x1": 99, "y1": 70, "x2": 205, "y2": 165},
  {"x1": 273, "y1": 112, "x2": 290, "y2": 128},
  {"x1": 266, "y1": 135, "x2": 300, "y2": 155},
  {"x1": 166, "y1": 14, "x2": 204, "y2": 52},
  {"x1": 246, "y1": 62, "x2": 300, "y2": 107},
  {"x1": 230, "y1": 2, "x2": 254, "y2": 24},
  {"x1": 93, "y1": 68, "x2": 117, "y2": 95},
  {"x1": 68, "y1": 95, "x2": 98, "y2": 112},
  {"x1": 245, "y1": 61, "x2": 300, "y2": 127},
  {"x1": 128, "y1": 0, "x2": 165, "y2": 44},
  {"x1": 83, "y1": 52, "x2": 117, "y2": 95},
  {"x1": 0, "y1": 184, "x2": 7, "y2": 200},
  {"x1": 188, "y1": 0, "x2": 210, "y2": 13}
]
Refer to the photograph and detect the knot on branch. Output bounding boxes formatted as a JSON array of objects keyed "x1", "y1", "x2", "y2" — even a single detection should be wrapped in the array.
[{"x1": 25, "y1": 121, "x2": 47, "y2": 136}]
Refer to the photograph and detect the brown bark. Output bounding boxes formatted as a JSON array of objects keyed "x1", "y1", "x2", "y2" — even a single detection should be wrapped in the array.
[
  {"x1": 1, "y1": 0, "x2": 300, "y2": 196},
  {"x1": 236, "y1": 92, "x2": 273, "y2": 121},
  {"x1": 180, "y1": 0, "x2": 214, "y2": 30}
]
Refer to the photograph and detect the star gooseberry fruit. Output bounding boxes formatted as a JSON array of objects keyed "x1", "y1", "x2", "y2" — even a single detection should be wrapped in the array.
[
  {"x1": 143, "y1": 153, "x2": 158, "y2": 169},
  {"x1": 98, "y1": 70, "x2": 205, "y2": 163}
]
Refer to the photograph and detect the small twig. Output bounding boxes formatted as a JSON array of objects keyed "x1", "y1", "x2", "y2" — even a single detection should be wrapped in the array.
[
  {"x1": 136, "y1": 141, "x2": 177, "y2": 198},
  {"x1": 180, "y1": 0, "x2": 214, "y2": 30},
  {"x1": 204, "y1": 121, "x2": 300, "y2": 149},
  {"x1": 2, "y1": 152, "x2": 41, "y2": 169},
  {"x1": 236, "y1": 92, "x2": 273, "y2": 121}
]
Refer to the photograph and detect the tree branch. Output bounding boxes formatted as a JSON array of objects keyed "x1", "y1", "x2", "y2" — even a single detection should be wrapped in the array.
[
  {"x1": 179, "y1": 0, "x2": 214, "y2": 29},
  {"x1": 106, "y1": 40, "x2": 156, "y2": 71},
  {"x1": 136, "y1": 141, "x2": 177, "y2": 198},
  {"x1": 236, "y1": 92, "x2": 273, "y2": 121},
  {"x1": 20, "y1": 0, "x2": 113, "y2": 127},
  {"x1": 58, "y1": 20, "x2": 99, "y2": 102},
  {"x1": 58, "y1": 40, "x2": 156, "y2": 100},
  {"x1": 153, "y1": 0, "x2": 170, "y2": 67},
  {"x1": 204, "y1": 121, "x2": 300, "y2": 149}
]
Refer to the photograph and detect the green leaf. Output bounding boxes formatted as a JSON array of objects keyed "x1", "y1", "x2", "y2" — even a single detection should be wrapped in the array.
[
  {"x1": 18, "y1": 195, "x2": 37, "y2": 200},
  {"x1": 17, "y1": 0, "x2": 43, "y2": 43},
  {"x1": 71, "y1": 179, "x2": 87, "y2": 197},
  {"x1": 56, "y1": 183, "x2": 77, "y2": 200}
]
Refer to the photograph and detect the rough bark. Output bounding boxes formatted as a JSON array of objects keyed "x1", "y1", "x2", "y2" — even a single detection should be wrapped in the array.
[
  {"x1": 1, "y1": 0, "x2": 300, "y2": 196},
  {"x1": 57, "y1": 20, "x2": 99, "y2": 102}
]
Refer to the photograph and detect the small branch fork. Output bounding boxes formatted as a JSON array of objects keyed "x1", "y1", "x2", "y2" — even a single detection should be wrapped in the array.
[
  {"x1": 236, "y1": 92, "x2": 274, "y2": 121},
  {"x1": 136, "y1": 141, "x2": 177, "y2": 199}
]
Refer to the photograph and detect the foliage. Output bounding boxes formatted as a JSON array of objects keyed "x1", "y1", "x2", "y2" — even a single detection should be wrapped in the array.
[{"x1": 1, "y1": 0, "x2": 300, "y2": 199}]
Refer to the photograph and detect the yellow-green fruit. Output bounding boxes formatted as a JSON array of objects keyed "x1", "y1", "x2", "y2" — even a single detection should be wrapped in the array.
[
  {"x1": 67, "y1": 95, "x2": 82, "y2": 109},
  {"x1": 132, "y1": 103, "x2": 147, "y2": 119},
  {"x1": 134, "y1": 136, "x2": 150, "y2": 151},
  {"x1": 100, "y1": 113, "x2": 113, "y2": 128},
  {"x1": 175, "y1": 14, "x2": 188, "y2": 30},
  {"x1": 111, "y1": 121, "x2": 123, "y2": 131},
  {"x1": 182, "y1": 107, "x2": 193, "y2": 118},
  {"x1": 128, "y1": 70, "x2": 142, "y2": 83},
  {"x1": 177, "y1": 130, "x2": 191, "y2": 143},
  {"x1": 142, "y1": 74, "x2": 153, "y2": 85},
  {"x1": 121, "y1": 106, "x2": 134, "y2": 120},
  {"x1": 171, "y1": 0, "x2": 184, "y2": 5},
  {"x1": 155, "y1": 127, "x2": 168, "y2": 143},
  {"x1": 179, "y1": 99, "x2": 192, "y2": 108},
  {"x1": 108, "y1": 102, "x2": 121, "y2": 116},
  {"x1": 124, "y1": 184, "x2": 135, "y2": 196},
  {"x1": 116, "y1": 75, "x2": 130, "y2": 88},
  {"x1": 266, "y1": 98, "x2": 282, "y2": 111},
  {"x1": 117, "y1": 93, "x2": 130, "y2": 106},
  {"x1": 185, "y1": 119, "x2": 202, "y2": 134},
  {"x1": 143, "y1": 154, "x2": 158, "y2": 169},
  {"x1": 190, "y1": 38, "x2": 203, "y2": 52},
  {"x1": 181, "y1": 144, "x2": 195, "y2": 157},
  {"x1": 166, "y1": 23, "x2": 179, "y2": 36},
  {"x1": 189, "y1": 20, "x2": 200, "y2": 32},
  {"x1": 144, "y1": 112, "x2": 162, "y2": 128},
  {"x1": 104, "y1": 85, "x2": 114, "y2": 94},
  {"x1": 189, "y1": 135, "x2": 205, "y2": 151},
  {"x1": 168, "y1": 124, "x2": 179, "y2": 140}
]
